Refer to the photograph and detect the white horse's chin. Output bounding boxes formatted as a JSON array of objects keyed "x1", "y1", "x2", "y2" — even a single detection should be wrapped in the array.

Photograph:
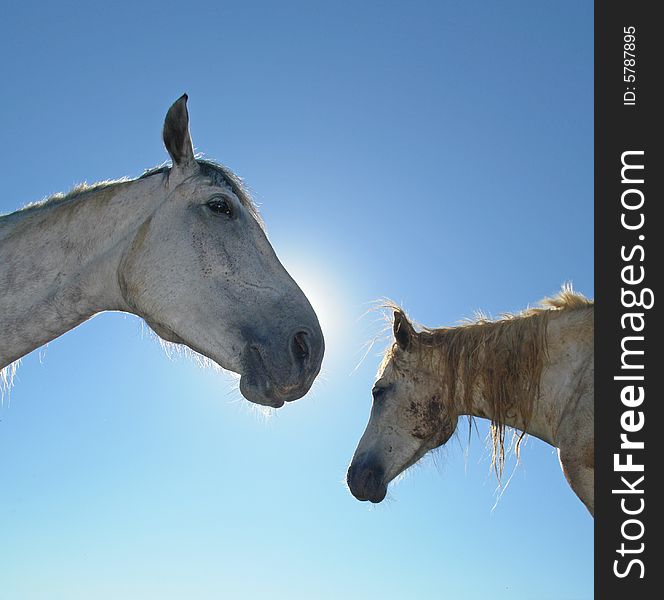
[
  {"x1": 238, "y1": 343, "x2": 313, "y2": 408},
  {"x1": 239, "y1": 375, "x2": 286, "y2": 408}
]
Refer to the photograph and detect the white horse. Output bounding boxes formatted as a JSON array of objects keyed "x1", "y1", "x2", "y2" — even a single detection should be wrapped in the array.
[
  {"x1": 0, "y1": 95, "x2": 324, "y2": 408},
  {"x1": 347, "y1": 288, "x2": 594, "y2": 514}
]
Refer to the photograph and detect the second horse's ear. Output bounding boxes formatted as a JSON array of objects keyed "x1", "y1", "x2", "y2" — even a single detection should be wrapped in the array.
[
  {"x1": 393, "y1": 310, "x2": 415, "y2": 351},
  {"x1": 163, "y1": 94, "x2": 196, "y2": 177}
]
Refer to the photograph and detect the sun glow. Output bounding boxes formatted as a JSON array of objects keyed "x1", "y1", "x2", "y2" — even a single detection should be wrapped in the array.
[{"x1": 280, "y1": 254, "x2": 349, "y2": 361}]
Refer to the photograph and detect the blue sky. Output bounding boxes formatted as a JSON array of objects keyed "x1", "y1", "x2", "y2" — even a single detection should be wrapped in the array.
[{"x1": 0, "y1": 2, "x2": 593, "y2": 599}]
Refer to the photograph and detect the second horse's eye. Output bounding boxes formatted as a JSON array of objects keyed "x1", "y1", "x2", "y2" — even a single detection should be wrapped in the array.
[
  {"x1": 372, "y1": 383, "x2": 393, "y2": 404},
  {"x1": 206, "y1": 198, "x2": 233, "y2": 217},
  {"x1": 372, "y1": 386, "x2": 387, "y2": 402}
]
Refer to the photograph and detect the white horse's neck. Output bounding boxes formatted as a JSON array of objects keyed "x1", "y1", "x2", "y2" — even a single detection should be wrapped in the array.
[
  {"x1": 462, "y1": 308, "x2": 594, "y2": 448},
  {"x1": 0, "y1": 176, "x2": 162, "y2": 369}
]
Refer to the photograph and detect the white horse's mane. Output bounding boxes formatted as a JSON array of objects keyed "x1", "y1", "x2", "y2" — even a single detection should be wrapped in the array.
[{"x1": 2, "y1": 159, "x2": 262, "y2": 228}]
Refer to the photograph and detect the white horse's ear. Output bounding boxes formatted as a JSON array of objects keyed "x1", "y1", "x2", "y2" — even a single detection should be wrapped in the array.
[
  {"x1": 394, "y1": 310, "x2": 414, "y2": 351},
  {"x1": 163, "y1": 94, "x2": 196, "y2": 176}
]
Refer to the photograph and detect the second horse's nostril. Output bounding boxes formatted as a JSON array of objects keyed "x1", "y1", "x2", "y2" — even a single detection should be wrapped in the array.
[{"x1": 292, "y1": 331, "x2": 310, "y2": 363}]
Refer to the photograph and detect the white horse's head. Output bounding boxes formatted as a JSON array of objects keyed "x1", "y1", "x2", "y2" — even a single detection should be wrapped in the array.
[{"x1": 119, "y1": 95, "x2": 324, "y2": 408}]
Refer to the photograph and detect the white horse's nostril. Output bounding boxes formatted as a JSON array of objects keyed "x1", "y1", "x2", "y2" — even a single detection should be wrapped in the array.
[{"x1": 291, "y1": 331, "x2": 310, "y2": 363}]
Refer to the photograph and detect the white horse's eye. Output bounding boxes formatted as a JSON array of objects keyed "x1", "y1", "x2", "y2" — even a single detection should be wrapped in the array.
[{"x1": 206, "y1": 197, "x2": 233, "y2": 217}]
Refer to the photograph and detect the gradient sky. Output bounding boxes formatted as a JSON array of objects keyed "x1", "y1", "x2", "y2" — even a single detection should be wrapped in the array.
[{"x1": 0, "y1": 2, "x2": 593, "y2": 599}]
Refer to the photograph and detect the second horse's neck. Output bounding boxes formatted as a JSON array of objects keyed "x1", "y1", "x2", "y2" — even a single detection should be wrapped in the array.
[{"x1": 435, "y1": 308, "x2": 593, "y2": 448}]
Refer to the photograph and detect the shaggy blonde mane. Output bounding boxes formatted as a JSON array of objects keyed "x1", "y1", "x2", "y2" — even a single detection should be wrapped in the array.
[{"x1": 385, "y1": 285, "x2": 593, "y2": 478}]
